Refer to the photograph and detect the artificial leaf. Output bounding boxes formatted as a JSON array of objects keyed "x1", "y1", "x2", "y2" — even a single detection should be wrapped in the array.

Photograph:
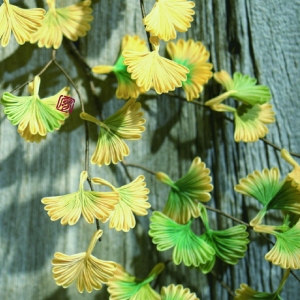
[
  {"x1": 143, "y1": 0, "x2": 195, "y2": 41},
  {"x1": 166, "y1": 38, "x2": 213, "y2": 101},
  {"x1": 52, "y1": 230, "x2": 116, "y2": 293},
  {"x1": 92, "y1": 175, "x2": 151, "y2": 232},
  {"x1": 41, "y1": 171, "x2": 119, "y2": 225},
  {"x1": 80, "y1": 98, "x2": 145, "y2": 166},
  {"x1": 149, "y1": 211, "x2": 215, "y2": 267},
  {"x1": 30, "y1": 0, "x2": 93, "y2": 49},
  {"x1": 123, "y1": 36, "x2": 189, "y2": 94}
]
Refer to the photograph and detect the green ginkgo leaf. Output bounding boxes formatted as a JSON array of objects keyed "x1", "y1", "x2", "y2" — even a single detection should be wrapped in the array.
[
  {"x1": 156, "y1": 157, "x2": 213, "y2": 224},
  {"x1": 199, "y1": 204, "x2": 249, "y2": 266},
  {"x1": 149, "y1": 211, "x2": 215, "y2": 267},
  {"x1": 235, "y1": 168, "x2": 282, "y2": 206},
  {"x1": 107, "y1": 263, "x2": 164, "y2": 300},
  {"x1": 197, "y1": 255, "x2": 216, "y2": 274},
  {"x1": 203, "y1": 225, "x2": 249, "y2": 265},
  {"x1": 205, "y1": 70, "x2": 271, "y2": 107},
  {"x1": 230, "y1": 72, "x2": 272, "y2": 105},
  {"x1": 80, "y1": 98, "x2": 145, "y2": 166},
  {"x1": 235, "y1": 168, "x2": 300, "y2": 226}
]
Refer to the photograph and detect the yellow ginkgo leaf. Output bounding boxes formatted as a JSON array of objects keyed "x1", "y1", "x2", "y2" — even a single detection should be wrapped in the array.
[
  {"x1": 234, "y1": 103, "x2": 275, "y2": 142},
  {"x1": 30, "y1": 0, "x2": 93, "y2": 49},
  {"x1": 92, "y1": 175, "x2": 151, "y2": 232},
  {"x1": 92, "y1": 35, "x2": 148, "y2": 100},
  {"x1": 281, "y1": 149, "x2": 300, "y2": 191},
  {"x1": 166, "y1": 39, "x2": 213, "y2": 101},
  {"x1": 41, "y1": 171, "x2": 119, "y2": 225},
  {"x1": 143, "y1": 0, "x2": 195, "y2": 41},
  {"x1": 0, "y1": 0, "x2": 45, "y2": 47},
  {"x1": 52, "y1": 230, "x2": 116, "y2": 293},
  {"x1": 123, "y1": 36, "x2": 189, "y2": 94},
  {"x1": 208, "y1": 102, "x2": 275, "y2": 142},
  {"x1": 161, "y1": 284, "x2": 200, "y2": 300},
  {"x1": 80, "y1": 98, "x2": 145, "y2": 166}
]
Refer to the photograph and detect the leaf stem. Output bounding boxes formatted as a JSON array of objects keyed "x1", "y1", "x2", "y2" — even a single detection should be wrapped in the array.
[
  {"x1": 275, "y1": 268, "x2": 290, "y2": 295},
  {"x1": 139, "y1": 0, "x2": 153, "y2": 51},
  {"x1": 10, "y1": 51, "x2": 55, "y2": 94},
  {"x1": 210, "y1": 270, "x2": 235, "y2": 297},
  {"x1": 123, "y1": 162, "x2": 157, "y2": 175}
]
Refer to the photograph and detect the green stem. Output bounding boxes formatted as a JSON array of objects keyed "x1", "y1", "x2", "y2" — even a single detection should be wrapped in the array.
[{"x1": 275, "y1": 269, "x2": 290, "y2": 296}]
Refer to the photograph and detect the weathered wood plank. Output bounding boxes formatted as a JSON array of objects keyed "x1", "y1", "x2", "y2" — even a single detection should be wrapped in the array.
[{"x1": 0, "y1": 0, "x2": 299, "y2": 299}]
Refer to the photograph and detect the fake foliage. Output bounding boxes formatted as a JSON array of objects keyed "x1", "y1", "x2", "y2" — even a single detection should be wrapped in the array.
[{"x1": 0, "y1": 0, "x2": 298, "y2": 298}]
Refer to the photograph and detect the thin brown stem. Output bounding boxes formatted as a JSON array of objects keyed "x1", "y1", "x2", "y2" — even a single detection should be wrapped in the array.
[
  {"x1": 290, "y1": 270, "x2": 300, "y2": 283},
  {"x1": 64, "y1": 40, "x2": 103, "y2": 117},
  {"x1": 10, "y1": 52, "x2": 55, "y2": 94},
  {"x1": 168, "y1": 93, "x2": 206, "y2": 106},
  {"x1": 204, "y1": 205, "x2": 249, "y2": 226},
  {"x1": 120, "y1": 161, "x2": 134, "y2": 182},
  {"x1": 261, "y1": 137, "x2": 300, "y2": 158},
  {"x1": 220, "y1": 113, "x2": 300, "y2": 158},
  {"x1": 139, "y1": 0, "x2": 153, "y2": 51},
  {"x1": 52, "y1": 56, "x2": 99, "y2": 234},
  {"x1": 210, "y1": 270, "x2": 235, "y2": 298},
  {"x1": 124, "y1": 162, "x2": 157, "y2": 176},
  {"x1": 52, "y1": 58, "x2": 90, "y2": 174},
  {"x1": 53, "y1": 59, "x2": 84, "y2": 112}
]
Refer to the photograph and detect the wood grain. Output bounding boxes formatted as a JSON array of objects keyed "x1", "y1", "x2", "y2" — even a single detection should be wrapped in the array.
[{"x1": 0, "y1": 0, "x2": 299, "y2": 299}]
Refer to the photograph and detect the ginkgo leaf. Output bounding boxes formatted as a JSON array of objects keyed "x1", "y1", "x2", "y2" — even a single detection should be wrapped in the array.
[
  {"x1": 234, "y1": 284, "x2": 283, "y2": 300},
  {"x1": 234, "y1": 103, "x2": 275, "y2": 142},
  {"x1": 281, "y1": 148, "x2": 300, "y2": 191},
  {"x1": 107, "y1": 263, "x2": 164, "y2": 300},
  {"x1": 149, "y1": 211, "x2": 215, "y2": 267},
  {"x1": 80, "y1": 98, "x2": 145, "y2": 166},
  {"x1": 199, "y1": 204, "x2": 249, "y2": 266},
  {"x1": 1, "y1": 76, "x2": 69, "y2": 143},
  {"x1": 52, "y1": 230, "x2": 116, "y2": 293},
  {"x1": 156, "y1": 157, "x2": 213, "y2": 224},
  {"x1": 196, "y1": 255, "x2": 216, "y2": 274},
  {"x1": 143, "y1": 0, "x2": 195, "y2": 41},
  {"x1": 205, "y1": 101, "x2": 275, "y2": 142},
  {"x1": 166, "y1": 39, "x2": 213, "y2": 101},
  {"x1": 92, "y1": 175, "x2": 151, "y2": 232},
  {"x1": 161, "y1": 284, "x2": 200, "y2": 300},
  {"x1": 0, "y1": 0, "x2": 45, "y2": 47},
  {"x1": 30, "y1": 0, "x2": 93, "y2": 49},
  {"x1": 205, "y1": 70, "x2": 272, "y2": 107},
  {"x1": 203, "y1": 225, "x2": 249, "y2": 265},
  {"x1": 41, "y1": 171, "x2": 119, "y2": 225},
  {"x1": 123, "y1": 36, "x2": 189, "y2": 94},
  {"x1": 256, "y1": 219, "x2": 300, "y2": 269},
  {"x1": 235, "y1": 168, "x2": 300, "y2": 226},
  {"x1": 235, "y1": 168, "x2": 282, "y2": 206},
  {"x1": 92, "y1": 35, "x2": 148, "y2": 99}
]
